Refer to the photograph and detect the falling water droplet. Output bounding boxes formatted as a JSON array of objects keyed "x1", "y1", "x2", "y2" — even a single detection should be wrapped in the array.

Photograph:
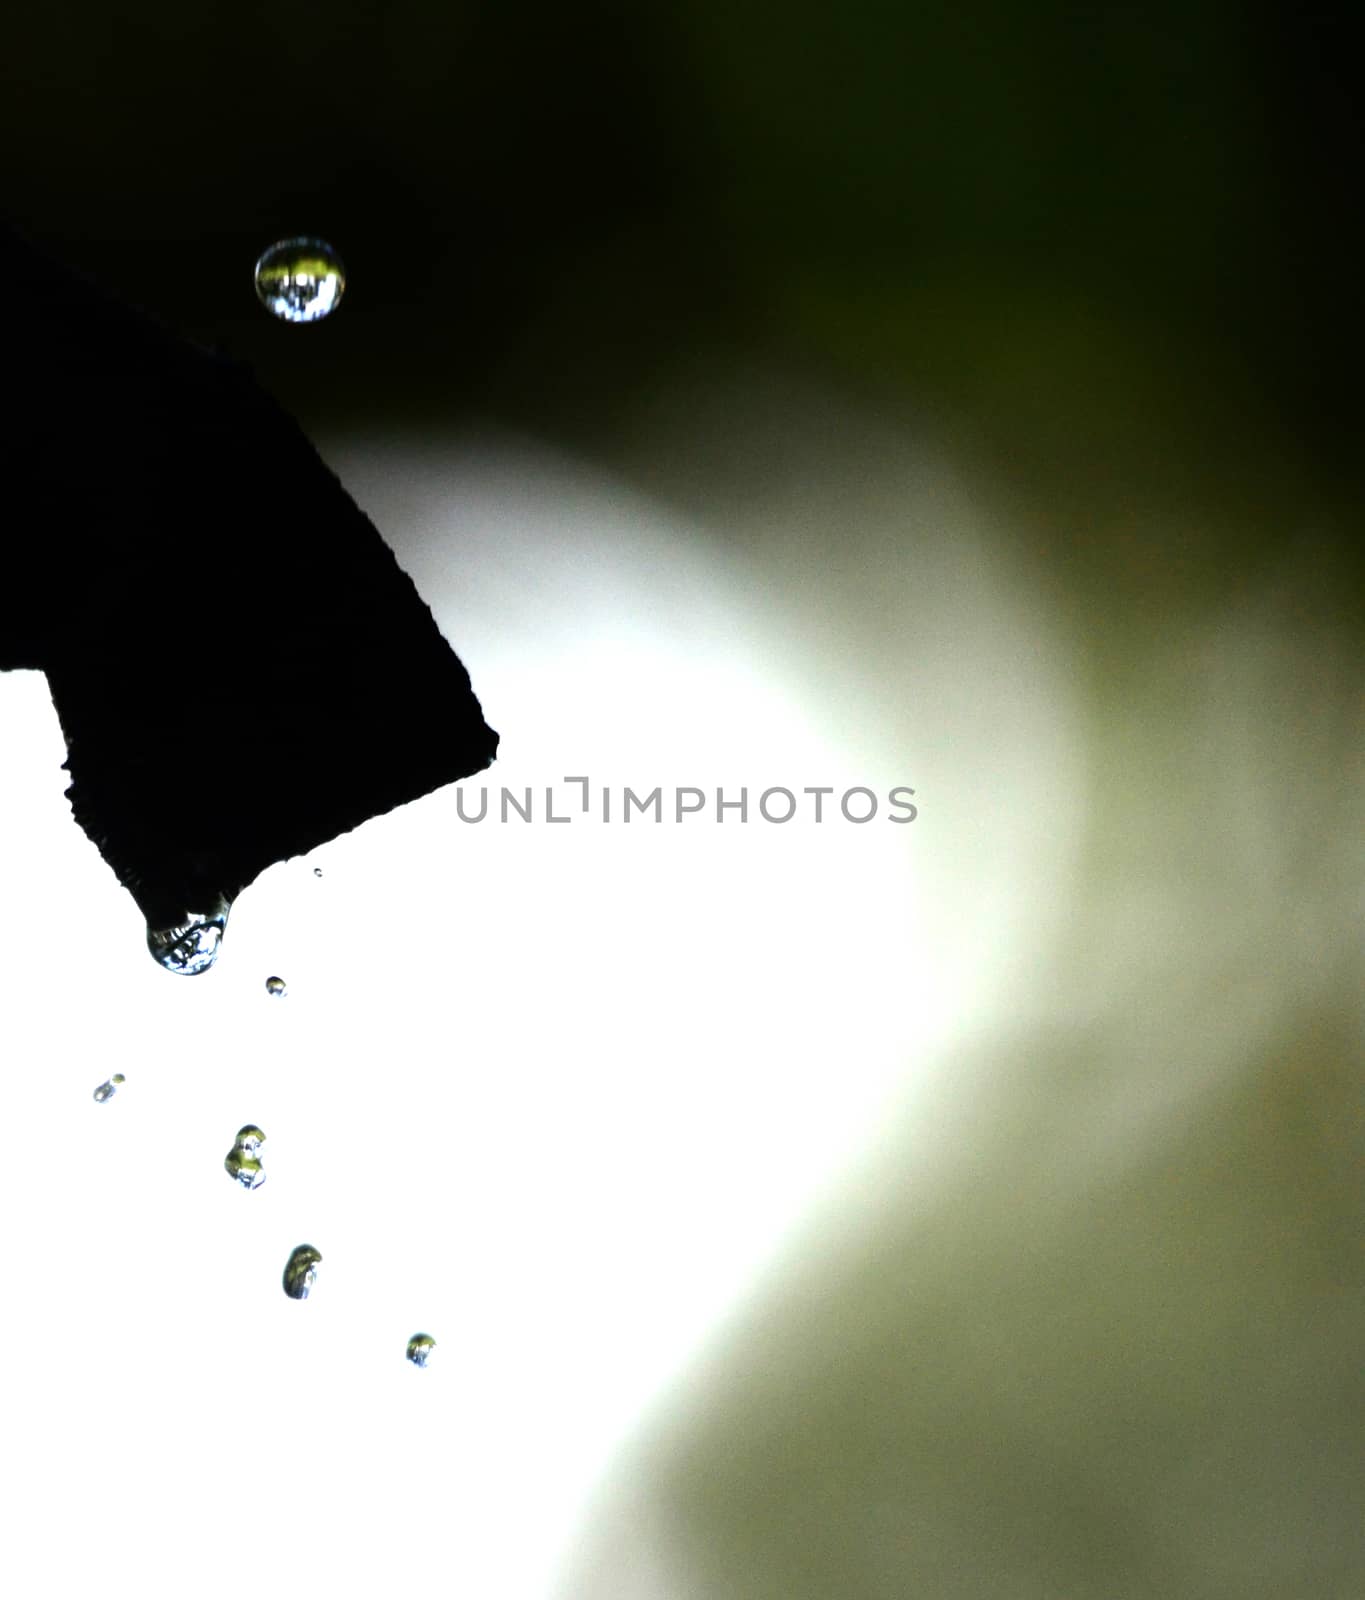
[
  {"x1": 225, "y1": 1125, "x2": 267, "y2": 1189},
  {"x1": 254, "y1": 238, "x2": 345, "y2": 324},
  {"x1": 147, "y1": 896, "x2": 230, "y2": 976},
  {"x1": 283, "y1": 1244, "x2": 322, "y2": 1300},
  {"x1": 406, "y1": 1333, "x2": 436, "y2": 1368},
  {"x1": 92, "y1": 1072, "x2": 126, "y2": 1104},
  {"x1": 265, "y1": 976, "x2": 287, "y2": 997}
]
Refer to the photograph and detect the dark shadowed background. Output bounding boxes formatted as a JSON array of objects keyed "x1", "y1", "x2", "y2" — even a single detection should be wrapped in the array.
[{"x1": 5, "y1": 2, "x2": 1362, "y2": 478}]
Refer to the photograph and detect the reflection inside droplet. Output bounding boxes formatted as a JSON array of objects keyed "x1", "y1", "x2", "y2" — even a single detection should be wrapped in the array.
[
  {"x1": 406, "y1": 1333, "x2": 436, "y2": 1368},
  {"x1": 254, "y1": 238, "x2": 345, "y2": 324},
  {"x1": 225, "y1": 1149, "x2": 265, "y2": 1189},
  {"x1": 283, "y1": 1244, "x2": 322, "y2": 1299},
  {"x1": 225, "y1": 1124, "x2": 267, "y2": 1189},
  {"x1": 147, "y1": 896, "x2": 230, "y2": 976},
  {"x1": 92, "y1": 1072, "x2": 126, "y2": 1104},
  {"x1": 265, "y1": 976, "x2": 287, "y2": 997}
]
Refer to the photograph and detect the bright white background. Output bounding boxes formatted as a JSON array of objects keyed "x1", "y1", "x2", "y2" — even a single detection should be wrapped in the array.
[{"x1": 0, "y1": 427, "x2": 1082, "y2": 1598}]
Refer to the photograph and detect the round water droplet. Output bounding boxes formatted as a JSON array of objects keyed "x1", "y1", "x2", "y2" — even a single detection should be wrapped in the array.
[
  {"x1": 265, "y1": 976, "x2": 287, "y2": 997},
  {"x1": 283, "y1": 1244, "x2": 322, "y2": 1300},
  {"x1": 254, "y1": 238, "x2": 345, "y2": 324},
  {"x1": 313, "y1": 867, "x2": 323, "y2": 878},
  {"x1": 147, "y1": 896, "x2": 230, "y2": 976},
  {"x1": 406, "y1": 1333, "x2": 436, "y2": 1368}
]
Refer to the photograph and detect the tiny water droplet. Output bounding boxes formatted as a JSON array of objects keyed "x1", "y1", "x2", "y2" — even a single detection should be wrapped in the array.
[
  {"x1": 147, "y1": 896, "x2": 230, "y2": 976},
  {"x1": 283, "y1": 1244, "x2": 322, "y2": 1300},
  {"x1": 406, "y1": 1333, "x2": 436, "y2": 1368},
  {"x1": 265, "y1": 976, "x2": 287, "y2": 997},
  {"x1": 313, "y1": 867, "x2": 323, "y2": 878},
  {"x1": 225, "y1": 1125, "x2": 267, "y2": 1188},
  {"x1": 254, "y1": 238, "x2": 345, "y2": 324},
  {"x1": 92, "y1": 1072, "x2": 126, "y2": 1104}
]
